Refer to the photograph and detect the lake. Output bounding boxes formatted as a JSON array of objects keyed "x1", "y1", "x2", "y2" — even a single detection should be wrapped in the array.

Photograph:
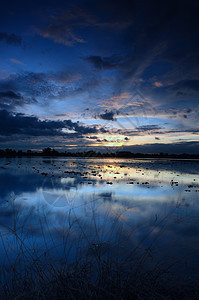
[{"x1": 0, "y1": 157, "x2": 199, "y2": 295}]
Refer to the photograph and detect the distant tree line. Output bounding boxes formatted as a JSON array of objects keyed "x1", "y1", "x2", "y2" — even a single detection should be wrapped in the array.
[{"x1": 0, "y1": 148, "x2": 199, "y2": 159}]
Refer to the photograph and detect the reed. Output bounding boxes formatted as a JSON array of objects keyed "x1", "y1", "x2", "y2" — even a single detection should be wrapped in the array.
[{"x1": 0, "y1": 196, "x2": 198, "y2": 299}]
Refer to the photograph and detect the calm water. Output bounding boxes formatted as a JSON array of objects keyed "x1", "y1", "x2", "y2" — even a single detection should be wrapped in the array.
[{"x1": 0, "y1": 157, "x2": 199, "y2": 282}]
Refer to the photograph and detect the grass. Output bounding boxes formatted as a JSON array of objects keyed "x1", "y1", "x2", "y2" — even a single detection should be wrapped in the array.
[{"x1": 0, "y1": 195, "x2": 199, "y2": 299}]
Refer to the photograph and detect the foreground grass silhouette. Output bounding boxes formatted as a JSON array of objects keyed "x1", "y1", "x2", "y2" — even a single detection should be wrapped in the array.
[{"x1": 0, "y1": 200, "x2": 199, "y2": 299}]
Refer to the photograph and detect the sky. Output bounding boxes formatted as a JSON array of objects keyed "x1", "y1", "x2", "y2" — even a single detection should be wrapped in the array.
[{"x1": 0, "y1": 0, "x2": 199, "y2": 153}]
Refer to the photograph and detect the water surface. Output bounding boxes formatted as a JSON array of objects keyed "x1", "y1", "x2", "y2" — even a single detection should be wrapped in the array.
[{"x1": 0, "y1": 157, "x2": 199, "y2": 282}]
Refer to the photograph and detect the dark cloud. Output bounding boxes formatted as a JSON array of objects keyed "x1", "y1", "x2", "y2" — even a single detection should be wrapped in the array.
[
  {"x1": 0, "y1": 89, "x2": 36, "y2": 111},
  {"x1": 87, "y1": 136, "x2": 98, "y2": 139},
  {"x1": 0, "y1": 110, "x2": 98, "y2": 137},
  {"x1": 112, "y1": 125, "x2": 199, "y2": 137},
  {"x1": 80, "y1": 0, "x2": 199, "y2": 94},
  {"x1": 100, "y1": 127, "x2": 109, "y2": 133},
  {"x1": 96, "y1": 138, "x2": 113, "y2": 143},
  {"x1": 0, "y1": 91, "x2": 22, "y2": 100},
  {"x1": 0, "y1": 32, "x2": 22, "y2": 45},
  {"x1": 123, "y1": 141, "x2": 199, "y2": 154},
  {"x1": 136, "y1": 125, "x2": 162, "y2": 131},
  {"x1": 99, "y1": 111, "x2": 116, "y2": 121},
  {"x1": 83, "y1": 55, "x2": 125, "y2": 70}
]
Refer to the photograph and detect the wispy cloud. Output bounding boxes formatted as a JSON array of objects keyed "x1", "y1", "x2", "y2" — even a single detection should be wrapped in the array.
[
  {"x1": 37, "y1": 6, "x2": 132, "y2": 46},
  {"x1": 153, "y1": 81, "x2": 163, "y2": 87},
  {"x1": 9, "y1": 58, "x2": 26, "y2": 65}
]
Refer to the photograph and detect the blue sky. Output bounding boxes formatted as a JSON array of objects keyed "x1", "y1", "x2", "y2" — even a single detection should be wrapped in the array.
[{"x1": 0, "y1": 0, "x2": 199, "y2": 153}]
